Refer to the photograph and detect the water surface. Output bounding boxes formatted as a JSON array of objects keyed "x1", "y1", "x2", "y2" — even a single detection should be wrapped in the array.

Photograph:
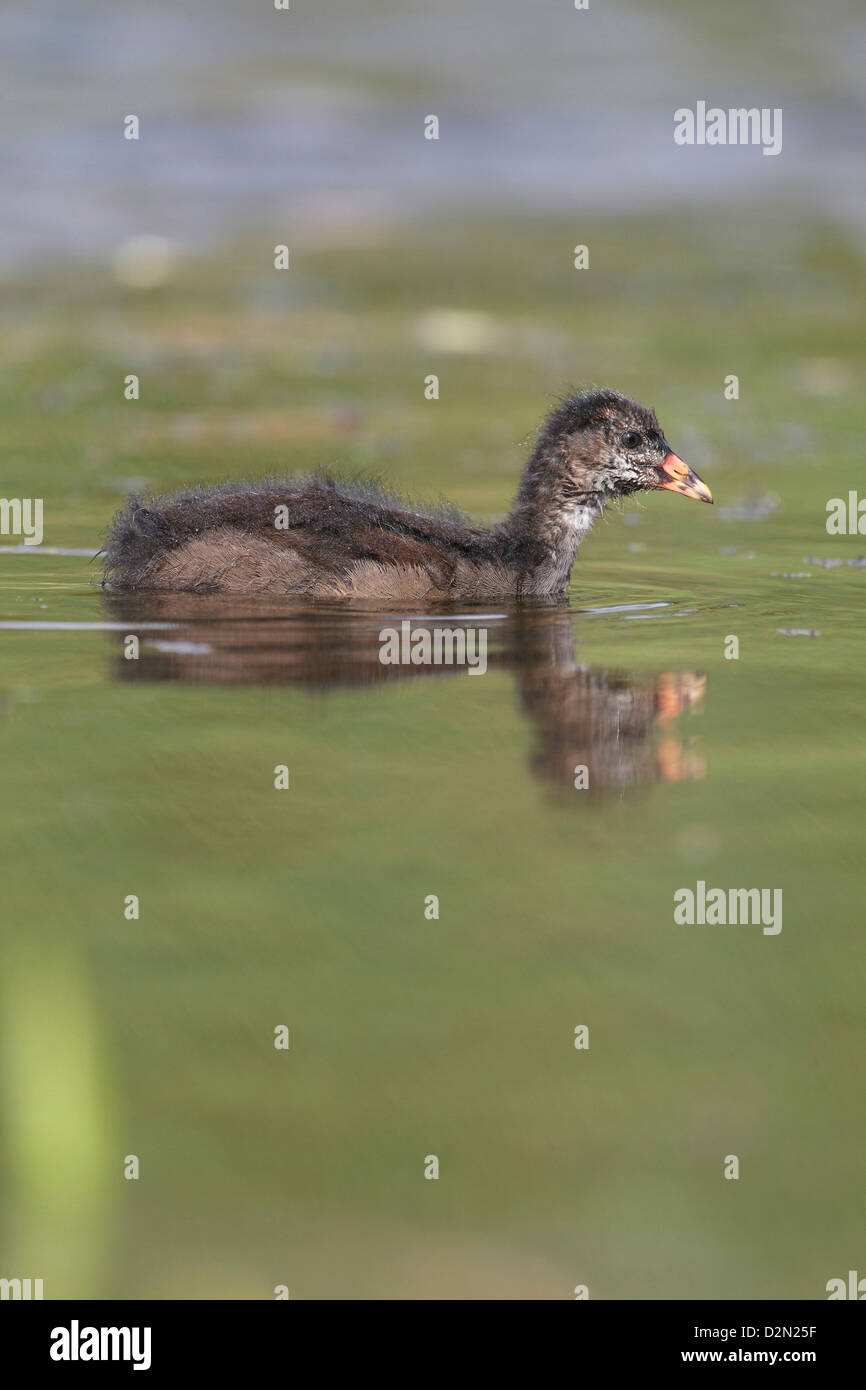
[{"x1": 1, "y1": 548, "x2": 862, "y2": 1298}]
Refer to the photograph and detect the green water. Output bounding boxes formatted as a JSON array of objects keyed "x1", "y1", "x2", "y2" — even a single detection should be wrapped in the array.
[{"x1": 1, "y1": 213, "x2": 864, "y2": 1299}]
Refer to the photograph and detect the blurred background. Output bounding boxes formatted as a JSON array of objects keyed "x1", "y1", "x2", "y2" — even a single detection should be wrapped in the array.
[{"x1": 0, "y1": 0, "x2": 864, "y2": 1299}]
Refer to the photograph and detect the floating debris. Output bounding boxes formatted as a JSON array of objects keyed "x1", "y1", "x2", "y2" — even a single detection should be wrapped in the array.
[
  {"x1": 147, "y1": 639, "x2": 213, "y2": 655},
  {"x1": 0, "y1": 621, "x2": 180, "y2": 631},
  {"x1": 112, "y1": 234, "x2": 176, "y2": 289},
  {"x1": 798, "y1": 357, "x2": 853, "y2": 398},
  {"x1": 718, "y1": 492, "x2": 780, "y2": 522},
  {"x1": 0, "y1": 546, "x2": 95, "y2": 556},
  {"x1": 413, "y1": 309, "x2": 499, "y2": 354},
  {"x1": 675, "y1": 822, "x2": 721, "y2": 864},
  {"x1": 798, "y1": 556, "x2": 866, "y2": 569},
  {"x1": 580, "y1": 601, "x2": 671, "y2": 615}
]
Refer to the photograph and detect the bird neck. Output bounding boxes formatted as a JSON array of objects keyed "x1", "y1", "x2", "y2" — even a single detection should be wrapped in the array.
[{"x1": 500, "y1": 449, "x2": 604, "y2": 594}]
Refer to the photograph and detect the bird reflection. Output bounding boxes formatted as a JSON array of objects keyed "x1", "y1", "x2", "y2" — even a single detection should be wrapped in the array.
[{"x1": 103, "y1": 594, "x2": 706, "y2": 795}]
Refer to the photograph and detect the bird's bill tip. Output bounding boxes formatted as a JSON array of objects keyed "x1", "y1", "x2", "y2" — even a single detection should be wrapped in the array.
[{"x1": 658, "y1": 452, "x2": 713, "y2": 504}]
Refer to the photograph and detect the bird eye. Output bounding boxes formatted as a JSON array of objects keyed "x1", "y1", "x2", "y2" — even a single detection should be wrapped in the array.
[{"x1": 619, "y1": 430, "x2": 642, "y2": 449}]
